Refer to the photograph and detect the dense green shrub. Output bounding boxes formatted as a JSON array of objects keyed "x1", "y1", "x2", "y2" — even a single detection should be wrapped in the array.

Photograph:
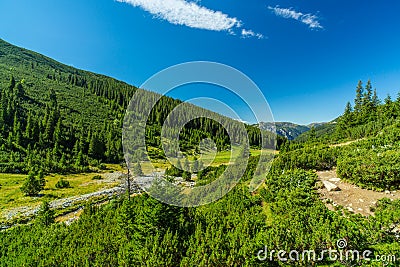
[{"x1": 55, "y1": 178, "x2": 70, "y2": 189}]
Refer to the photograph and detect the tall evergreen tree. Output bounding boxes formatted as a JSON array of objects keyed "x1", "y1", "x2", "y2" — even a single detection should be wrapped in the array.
[
  {"x1": 354, "y1": 80, "x2": 364, "y2": 113},
  {"x1": 363, "y1": 80, "x2": 373, "y2": 106},
  {"x1": 372, "y1": 89, "x2": 380, "y2": 107},
  {"x1": 8, "y1": 75, "x2": 15, "y2": 91}
]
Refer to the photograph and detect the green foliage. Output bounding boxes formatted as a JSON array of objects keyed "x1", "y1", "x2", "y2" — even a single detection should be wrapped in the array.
[
  {"x1": 182, "y1": 171, "x2": 191, "y2": 181},
  {"x1": 285, "y1": 81, "x2": 400, "y2": 190},
  {"x1": 196, "y1": 164, "x2": 227, "y2": 186},
  {"x1": 0, "y1": 38, "x2": 268, "y2": 175},
  {"x1": 55, "y1": 178, "x2": 70, "y2": 189},
  {"x1": 20, "y1": 172, "x2": 44, "y2": 196},
  {"x1": 1, "y1": 174, "x2": 399, "y2": 266},
  {"x1": 274, "y1": 144, "x2": 339, "y2": 171},
  {"x1": 164, "y1": 164, "x2": 183, "y2": 177},
  {"x1": 2, "y1": 39, "x2": 400, "y2": 267},
  {"x1": 337, "y1": 133, "x2": 400, "y2": 190},
  {"x1": 36, "y1": 201, "x2": 55, "y2": 226},
  {"x1": 91, "y1": 174, "x2": 103, "y2": 180}
]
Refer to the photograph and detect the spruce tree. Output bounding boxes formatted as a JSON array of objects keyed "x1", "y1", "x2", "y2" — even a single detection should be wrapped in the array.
[
  {"x1": 36, "y1": 201, "x2": 55, "y2": 226},
  {"x1": 8, "y1": 75, "x2": 15, "y2": 91},
  {"x1": 14, "y1": 83, "x2": 24, "y2": 99},
  {"x1": 362, "y1": 80, "x2": 373, "y2": 113},
  {"x1": 354, "y1": 80, "x2": 364, "y2": 113},
  {"x1": 75, "y1": 151, "x2": 85, "y2": 168},
  {"x1": 372, "y1": 89, "x2": 380, "y2": 107},
  {"x1": 21, "y1": 172, "x2": 42, "y2": 196}
]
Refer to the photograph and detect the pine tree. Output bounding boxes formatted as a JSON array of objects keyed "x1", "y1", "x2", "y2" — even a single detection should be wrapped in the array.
[
  {"x1": 8, "y1": 75, "x2": 15, "y2": 91},
  {"x1": 53, "y1": 119, "x2": 62, "y2": 144},
  {"x1": 117, "y1": 198, "x2": 136, "y2": 240},
  {"x1": 363, "y1": 80, "x2": 372, "y2": 101},
  {"x1": 337, "y1": 102, "x2": 353, "y2": 136},
  {"x1": 372, "y1": 89, "x2": 380, "y2": 107},
  {"x1": 309, "y1": 126, "x2": 316, "y2": 141},
  {"x1": 354, "y1": 80, "x2": 364, "y2": 113},
  {"x1": 38, "y1": 170, "x2": 46, "y2": 189},
  {"x1": 36, "y1": 201, "x2": 55, "y2": 226},
  {"x1": 88, "y1": 133, "x2": 105, "y2": 159},
  {"x1": 362, "y1": 80, "x2": 373, "y2": 113},
  {"x1": 344, "y1": 101, "x2": 353, "y2": 116},
  {"x1": 75, "y1": 151, "x2": 85, "y2": 168},
  {"x1": 25, "y1": 112, "x2": 33, "y2": 139},
  {"x1": 13, "y1": 82, "x2": 24, "y2": 99},
  {"x1": 21, "y1": 173, "x2": 42, "y2": 196},
  {"x1": 59, "y1": 154, "x2": 67, "y2": 171},
  {"x1": 384, "y1": 94, "x2": 392, "y2": 105},
  {"x1": 48, "y1": 88, "x2": 57, "y2": 107}
]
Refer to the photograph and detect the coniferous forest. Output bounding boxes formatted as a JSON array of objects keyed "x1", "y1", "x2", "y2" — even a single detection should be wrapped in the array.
[{"x1": 0, "y1": 39, "x2": 399, "y2": 266}]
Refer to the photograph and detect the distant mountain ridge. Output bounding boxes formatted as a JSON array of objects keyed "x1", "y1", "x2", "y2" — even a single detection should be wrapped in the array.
[{"x1": 259, "y1": 121, "x2": 328, "y2": 140}]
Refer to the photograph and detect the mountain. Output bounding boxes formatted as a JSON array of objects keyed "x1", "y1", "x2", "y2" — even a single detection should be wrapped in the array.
[
  {"x1": 0, "y1": 38, "x2": 273, "y2": 174},
  {"x1": 295, "y1": 121, "x2": 337, "y2": 141},
  {"x1": 258, "y1": 121, "x2": 328, "y2": 140}
]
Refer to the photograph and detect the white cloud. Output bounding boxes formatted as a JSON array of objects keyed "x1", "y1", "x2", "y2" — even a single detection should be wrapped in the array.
[
  {"x1": 268, "y1": 6, "x2": 323, "y2": 29},
  {"x1": 241, "y1": 29, "x2": 265, "y2": 39},
  {"x1": 117, "y1": 0, "x2": 264, "y2": 38},
  {"x1": 117, "y1": 0, "x2": 241, "y2": 31}
]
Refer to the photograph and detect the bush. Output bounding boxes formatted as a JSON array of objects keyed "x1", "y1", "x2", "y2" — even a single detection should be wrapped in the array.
[
  {"x1": 337, "y1": 144, "x2": 400, "y2": 190},
  {"x1": 92, "y1": 175, "x2": 103, "y2": 180},
  {"x1": 55, "y1": 179, "x2": 70, "y2": 189},
  {"x1": 21, "y1": 173, "x2": 43, "y2": 196}
]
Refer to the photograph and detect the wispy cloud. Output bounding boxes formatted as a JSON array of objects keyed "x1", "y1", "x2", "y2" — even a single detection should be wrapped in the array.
[
  {"x1": 241, "y1": 29, "x2": 265, "y2": 39},
  {"x1": 117, "y1": 0, "x2": 263, "y2": 38},
  {"x1": 268, "y1": 6, "x2": 323, "y2": 30}
]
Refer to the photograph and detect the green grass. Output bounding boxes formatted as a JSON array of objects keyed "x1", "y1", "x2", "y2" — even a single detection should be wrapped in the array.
[
  {"x1": 0, "y1": 149, "x2": 270, "y2": 214},
  {"x1": 0, "y1": 172, "x2": 118, "y2": 212},
  {"x1": 142, "y1": 148, "x2": 271, "y2": 171}
]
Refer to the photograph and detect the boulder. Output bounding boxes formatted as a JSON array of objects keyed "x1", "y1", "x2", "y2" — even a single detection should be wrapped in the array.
[
  {"x1": 322, "y1": 181, "x2": 340, "y2": 192},
  {"x1": 329, "y1": 178, "x2": 341, "y2": 183}
]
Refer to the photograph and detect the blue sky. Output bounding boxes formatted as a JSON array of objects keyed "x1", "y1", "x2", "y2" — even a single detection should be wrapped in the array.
[{"x1": 1, "y1": 0, "x2": 400, "y2": 124}]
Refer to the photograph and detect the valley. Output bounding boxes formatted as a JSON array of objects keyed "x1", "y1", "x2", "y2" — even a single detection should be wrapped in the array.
[{"x1": 0, "y1": 39, "x2": 399, "y2": 266}]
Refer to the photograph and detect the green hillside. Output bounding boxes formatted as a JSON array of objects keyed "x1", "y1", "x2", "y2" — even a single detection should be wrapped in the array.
[
  {"x1": 279, "y1": 80, "x2": 400, "y2": 190},
  {"x1": 0, "y1": 39, "x2": 276, "y2": 175}
]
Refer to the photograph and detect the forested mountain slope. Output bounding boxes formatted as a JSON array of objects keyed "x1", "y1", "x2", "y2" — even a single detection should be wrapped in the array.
[{"x1": 0, "y1": 39, "x2": 278, "y2": 175}]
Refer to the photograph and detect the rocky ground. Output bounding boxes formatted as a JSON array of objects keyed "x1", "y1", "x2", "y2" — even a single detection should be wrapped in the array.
[{"x1": 317, "y1": 169, "x2": 400, "y2": 216}]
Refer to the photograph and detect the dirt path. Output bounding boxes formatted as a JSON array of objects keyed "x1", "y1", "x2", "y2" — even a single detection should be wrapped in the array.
[
  {"x1": 317, "y1": 169, "x2": 400, "y2": 216},
  {"x1": 329, "y1": 138, "x2": 365, "y2": 148}
]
